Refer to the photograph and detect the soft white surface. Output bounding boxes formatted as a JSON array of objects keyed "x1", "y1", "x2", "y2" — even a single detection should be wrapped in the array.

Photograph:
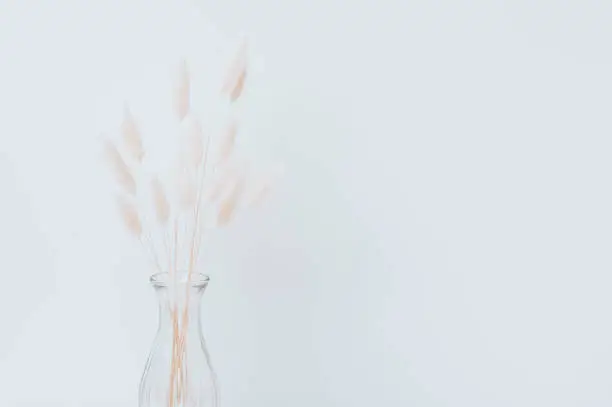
[{"x1": 1, "y1": 0, "x2": 612, "y2": 405}]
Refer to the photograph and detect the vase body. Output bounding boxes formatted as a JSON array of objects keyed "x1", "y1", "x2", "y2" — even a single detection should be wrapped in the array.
[{"x1": 139, "y1": 272, "x2": 218, "y2": 407}]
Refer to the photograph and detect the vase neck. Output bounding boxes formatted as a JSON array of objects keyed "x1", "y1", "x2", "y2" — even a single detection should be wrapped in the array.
[
  {"x1": 140, "y1": 274, "x2": 218, "y2": 407},
  {"x1": 155, "y1": 284, "x2": 206, "y2": 329}
]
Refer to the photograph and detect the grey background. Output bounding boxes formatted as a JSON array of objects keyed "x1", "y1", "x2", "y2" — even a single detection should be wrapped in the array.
[{"x1": 1, "y1": 0, "x2": 612, "y2": 405}]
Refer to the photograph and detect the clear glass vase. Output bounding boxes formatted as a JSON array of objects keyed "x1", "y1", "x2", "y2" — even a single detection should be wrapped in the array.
[{"x1": 139, "y1": 272, "x2": 219, "y2": 407}]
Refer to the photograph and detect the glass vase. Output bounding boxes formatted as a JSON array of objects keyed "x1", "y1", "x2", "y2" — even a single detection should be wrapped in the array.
[{"x1": 139, "y1": 272, "x2": 219, "y2": 407}]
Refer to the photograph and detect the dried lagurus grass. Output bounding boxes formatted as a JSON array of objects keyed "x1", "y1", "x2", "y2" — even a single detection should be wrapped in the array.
[
  {"x1": 151, "y1": 176, "x2": 170, "y2": 225},
  {"x1": 121, "y1": 106, "x2": 145, "y2": 163},
  {"x1": 174, "y1": 60, "x2": 190, "y2": 121},
  {"x1": 222, "y1": 43, "x2": 247, "y2": 102},
  {"x1": 175, "y1": 165, "x2": 198, "y2": 211},
  {"x1": 217, "y1": 175, "x2": 245, "y2": 226},
  {"x1": 103, "y1": 47, "x2": 278, "y2": 407},
  {"x1": 180, "y1": 115, "x2": 206, "y2": 170},
  {"x1": 117, "y1": 196, "x2": 142, "y2": 237},
  {"x1": 104, "y1": 139, "x2": 136, "y2": 195}
]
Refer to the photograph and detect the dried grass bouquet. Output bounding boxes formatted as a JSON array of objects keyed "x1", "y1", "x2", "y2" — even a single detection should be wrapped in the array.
[{"x1": 101, "y1": 43, "x2": 276, "y2": 404}]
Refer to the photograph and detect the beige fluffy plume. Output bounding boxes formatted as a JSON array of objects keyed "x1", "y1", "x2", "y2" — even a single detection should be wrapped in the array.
[
  {"x1": 217, "y1": 176, "x2": 245, "y2": 226},
  {"x1": 151, "y1": 176, "x2": 170, "y2": 225},
  {"x1": 104, "y1": 139, "x2": 136, "y2": 195},
  {"x1": 121, "y1": 106, "x2": 145, "y2": 163},
  {"x1": 181, "y1": 115, "x2": 205, "y2": 169},
  {"x1": 222, "y1": 43, "x2": 247, "y2": 102},
  {"x1": 174, "y1": 59, "x2": 190, "y2": 121},
  {"x1": 117, "y1": 196, "x2": 142, "y2": 237}
]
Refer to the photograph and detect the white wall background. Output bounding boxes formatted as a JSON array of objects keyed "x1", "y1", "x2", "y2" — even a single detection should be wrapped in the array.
[{"x1": 1, "y1": 0, "x2": 612, "y2": 405}]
